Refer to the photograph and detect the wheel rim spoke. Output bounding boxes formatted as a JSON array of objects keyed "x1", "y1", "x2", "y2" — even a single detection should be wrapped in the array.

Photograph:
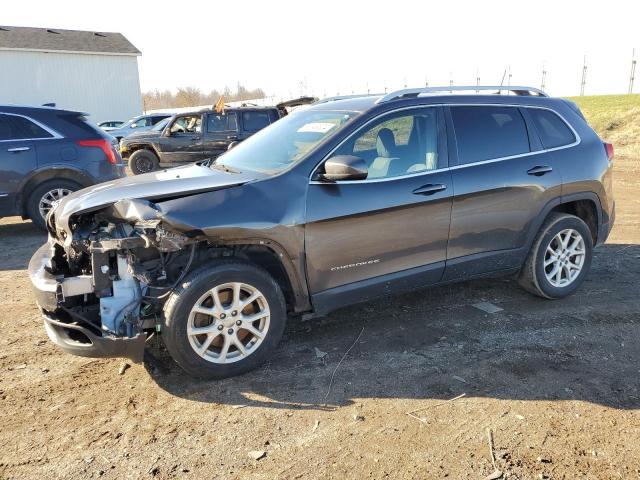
[
  {"x1": 218, "y1": 336, "x2": 231, "y2": 362},
  {"x1": 243, "y1": 323, "x2": 265, "y2": 339},
  {"x1": 197, "y1": 333, "x2": 217, "y2": 355}
]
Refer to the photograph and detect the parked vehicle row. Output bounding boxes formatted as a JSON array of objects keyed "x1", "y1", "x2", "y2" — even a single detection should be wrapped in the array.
[
  {"x1": 28, "y1": 86, "x2": 615, "y2": 380},
  {"x1": 0, "y1": 105, "x2": 125, "y2": 229},
  {"x1": 120, "y1": 106, "x2": 281, "y2": 174},
  {"x1": 105, "y1": 113, "x2": 172, "y2": 141}
]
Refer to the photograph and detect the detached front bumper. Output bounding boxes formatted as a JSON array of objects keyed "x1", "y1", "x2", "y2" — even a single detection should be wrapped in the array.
[{"x1": 28, "y1": 243, "x2": 146, "y2": 363}]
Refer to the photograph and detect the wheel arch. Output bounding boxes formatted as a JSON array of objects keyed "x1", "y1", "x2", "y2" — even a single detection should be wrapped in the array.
[
  {"x1": 527, "y1": 192, "x2": 603, "y2": 252},
  {"x1": 18, "y1": 167, "x2": 93, "y2": 217},
  {"x1": 126, "y1": 144, "x2": 160, "y2": 160},
  {"x1": 206, "y1": 240, "x2": 311, "y2": 314}
]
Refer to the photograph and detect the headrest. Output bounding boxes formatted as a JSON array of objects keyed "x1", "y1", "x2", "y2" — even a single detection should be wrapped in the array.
[{"x1": 376, "y1": 128, "x2": 396, "y2": 158}]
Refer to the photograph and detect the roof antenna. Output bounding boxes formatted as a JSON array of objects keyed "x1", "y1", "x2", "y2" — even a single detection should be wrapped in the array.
[{"x1": 498, "y1": 69, "x2": 507, "y2": 95}]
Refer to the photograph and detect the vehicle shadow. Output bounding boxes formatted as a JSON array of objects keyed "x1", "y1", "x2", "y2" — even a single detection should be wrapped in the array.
[
  {"x1": 0, "y1": 217, "x2": 45, "y2": 271},
  {"x1": 146, "y1": 243, "x2": 640, "y2": 411}
]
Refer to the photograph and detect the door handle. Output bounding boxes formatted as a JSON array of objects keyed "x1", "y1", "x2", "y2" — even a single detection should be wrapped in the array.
[
  {"x1": 412, "y1": 183, "x2": 447, "y2": 195},
  {"x1": 7, "y1": 147, "x2": 30, "y2": 153},
  {"x1": 527, "y1": 165, "x2": 553, "y2": 176},
  {"x1": 226, "y1": 135, "x2": 238, "y2": 140}
]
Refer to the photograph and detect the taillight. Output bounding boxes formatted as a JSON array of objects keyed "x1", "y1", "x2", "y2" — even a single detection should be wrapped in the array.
[
  {"x1": 604, "y1": 142, "x2": 614, "y2": 162},
  {"x1": 76, "y1": 139, "x2": 118, "y2": 165}
]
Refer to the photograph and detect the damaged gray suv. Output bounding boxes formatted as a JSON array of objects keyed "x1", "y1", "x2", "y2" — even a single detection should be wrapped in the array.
[{"x1": 29, "y1": 86, "x2": 615, "y2": 379}]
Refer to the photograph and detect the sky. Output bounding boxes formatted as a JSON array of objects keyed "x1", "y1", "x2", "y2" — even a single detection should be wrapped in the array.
[{"x1": 2, "y1": 0, "x2": 639, "y2": 99}]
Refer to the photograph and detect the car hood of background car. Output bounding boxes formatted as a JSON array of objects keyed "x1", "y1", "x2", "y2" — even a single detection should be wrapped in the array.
[
  {"x1": 52, "y1": 164, "x2": 260, "y2": 238},
  {"x1": 123, "y1": 129, "x2": 162, "y2": 141}
]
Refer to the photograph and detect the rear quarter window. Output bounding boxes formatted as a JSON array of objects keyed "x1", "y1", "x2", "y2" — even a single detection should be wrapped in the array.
[
  {"x1": 242, "y1": 111, "x2": 271, "y2": 132},
  {"x1": 450, "y1": 106, "x2": 530, "y2": 164},
  {"x1": 528, "y1": 108, "x2": 576, "y2": 149}
]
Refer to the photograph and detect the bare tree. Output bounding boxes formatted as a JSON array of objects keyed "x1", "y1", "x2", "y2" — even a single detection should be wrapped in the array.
[{"x1": 143, "y1": 84, "x2": 267, "y2": 110}]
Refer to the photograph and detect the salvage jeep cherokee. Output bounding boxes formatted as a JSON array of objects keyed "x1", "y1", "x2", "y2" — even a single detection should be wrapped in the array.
[{"x1": 29, "y1": 86, "x2": 615, "y2": 379}]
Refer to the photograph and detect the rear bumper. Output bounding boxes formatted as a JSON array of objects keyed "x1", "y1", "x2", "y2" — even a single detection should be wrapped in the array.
[{"x1": 28, "y1": 243, "x2": 146, "y2": 363}]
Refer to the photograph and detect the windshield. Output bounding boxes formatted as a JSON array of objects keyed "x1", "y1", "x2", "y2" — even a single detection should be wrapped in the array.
[
  {"x1": 152, "y1": 117, "x2": 171, "y2": 131},
  {"x1": 216, "y1": 110, "x2": 356, "y2": 174}
]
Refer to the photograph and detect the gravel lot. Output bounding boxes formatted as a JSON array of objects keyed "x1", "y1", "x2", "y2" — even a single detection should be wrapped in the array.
[{"x1": 0, "y1": 152, "x2": 638, "y2": 479}]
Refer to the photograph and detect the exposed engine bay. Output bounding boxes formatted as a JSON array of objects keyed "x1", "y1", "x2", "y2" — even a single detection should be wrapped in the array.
[{"x1": 35, "y1": 197, "x2": 202, "y2": 360}]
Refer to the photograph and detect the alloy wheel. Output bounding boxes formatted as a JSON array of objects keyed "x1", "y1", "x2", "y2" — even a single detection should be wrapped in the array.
[
  {"x1": 187, "y1": 282, "x2": 270, "y2": 364},
  {"x1": 543, "y1": 228, "x2": 586, "y2": 288},
  {"x1": 38, "y1": 188, "x2": 72, "y2": 219}
]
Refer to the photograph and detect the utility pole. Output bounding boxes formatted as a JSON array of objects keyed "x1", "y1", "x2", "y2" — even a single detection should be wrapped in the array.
[
  {"x1": 476, "y1": 69, "x2": 480, "y2": 93},
  {"x1": 425, "y1": 76, "x2": 428, "y2": 87},
  {"x1": 449, "y1": 73, "x2": 453, "y2": 93},
  {"x1": 580, "y1": 55, "x2": 587, "y2": 96},
  {"x1": 629, "y1": 48, "x2": 637, "y2": 94},
  {"x1": 541, "y1": 62, "x2": 547, "y2": 91},
  {"x1": 507, "y1": 65, "x2": 512, "y2": 89}
]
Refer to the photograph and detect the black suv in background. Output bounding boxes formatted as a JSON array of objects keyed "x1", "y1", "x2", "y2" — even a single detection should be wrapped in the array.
[
  {"x1": 0, "y1": 105, "x2": 125, "y2": 229},
  {"x1": 29, "y1": 86, "x2": 615, "y2": 379},
  {"x1": 121, "y1": 106, "x2": 282, "y2": 174}
]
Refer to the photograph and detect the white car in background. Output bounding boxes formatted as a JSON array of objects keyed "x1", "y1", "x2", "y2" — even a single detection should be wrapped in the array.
[{"x1": 97, "y1": 120, "x2": 125, "y2": 131}]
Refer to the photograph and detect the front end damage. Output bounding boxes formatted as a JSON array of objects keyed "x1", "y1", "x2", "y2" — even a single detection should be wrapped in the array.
[{"x1": 29, "y1": 198, "x2": 196, "y2": 362}]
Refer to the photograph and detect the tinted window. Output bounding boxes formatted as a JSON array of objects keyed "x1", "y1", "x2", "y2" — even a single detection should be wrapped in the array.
[
  {"x1": 242, "y1": 111, "x2": 271, "y2": 132},
  {"x1": 0, "y1": 115, "x2": 16, "y2": 141},
  {"x1": 207, "y1": 113, "x2": 238, "y2": 132},
  {"x1": 10, "y1": 116, "x2": 53, "y2": 139},
  {"x1": 528, "y1": 108, "x2": 575, "y2": 149},
  {"x1": 151, "y1": 116, "x2": 168, "y2": 125},
  {"x1": 0, "y1": 114, "x2": 52, "y2": 140},
  {"x1": 451, "y1": 106, "x2": 530, "y2": 164},
  {"x1": 333, "y1": 109, "x2": 439, "y2": 179}
]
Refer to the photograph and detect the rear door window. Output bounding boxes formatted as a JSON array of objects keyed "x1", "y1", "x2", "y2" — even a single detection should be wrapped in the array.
[
  {"x1": 207, "y1": 113, "x2": 238, "y2": 132},
  {"x1": 0, "y1": 114, "x2": 51, "y2": 140},
  {"x1": 450, "y1": 106, "x2": 530, "y2": 164},
  {"x1": 528, "y1": 108, "x2": 576, "y2": 149},
  {"x1": 242, "y1": 111, "x2": 271, "y2": 132},
  {"x1": 9, "y1": 116, "x2": 53, "y2": 139}
]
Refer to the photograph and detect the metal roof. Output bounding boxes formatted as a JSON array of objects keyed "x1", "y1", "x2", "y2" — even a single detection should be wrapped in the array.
[{"x1": 0, "y1": 25, "x2": 141, "y2": 56}]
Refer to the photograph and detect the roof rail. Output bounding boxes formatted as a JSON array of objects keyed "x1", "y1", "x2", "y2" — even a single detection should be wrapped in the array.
[
  {"x1": 315, "y1": 93, "x2": 382, "y2": 104},
  {"x1": 376, "y1": 85, "x2": 548, "y2": 104}
]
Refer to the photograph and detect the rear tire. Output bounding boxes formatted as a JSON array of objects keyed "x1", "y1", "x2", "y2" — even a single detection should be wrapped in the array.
[
  {"x1": 518, "y1": 213, "x2": 593, "y2": 299},
  {"x1": 129, "y1": 149, "x2": 160, "y2": 175},
  {"x1": 162, "y1": 261, "x2": 287, "y2": 379},
  {"x1": 26, "y1": 179, "x2": 81, "y2": 230}
]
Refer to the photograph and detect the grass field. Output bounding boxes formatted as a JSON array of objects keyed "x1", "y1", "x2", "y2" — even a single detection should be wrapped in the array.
[{"x1": 570, "y1": 94, "x2": 640, "y2": 163}]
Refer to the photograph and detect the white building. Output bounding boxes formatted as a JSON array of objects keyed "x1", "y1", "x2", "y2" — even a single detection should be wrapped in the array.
[{"x1": 0, "y1": 25, "x2": 142, "y2": 124}]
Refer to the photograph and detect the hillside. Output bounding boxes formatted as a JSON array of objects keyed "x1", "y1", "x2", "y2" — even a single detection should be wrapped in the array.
[{"x1": 569, "y1": 94, "x2": 640, "y2": 161}]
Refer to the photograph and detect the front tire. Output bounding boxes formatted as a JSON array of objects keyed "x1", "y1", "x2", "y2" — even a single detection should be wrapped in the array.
[
  {"x1": 162, "y1": 261, "x2": 287, "y2": 379},
  {"x1": 26, "y1": 179, "x2": 81, "y2": 230},
  {"x1": 519, "y1": 213, "x2": 593, "y2": 299},
  {"x1": 129, "y1": 149, "x2": 160, "y2": 175}
]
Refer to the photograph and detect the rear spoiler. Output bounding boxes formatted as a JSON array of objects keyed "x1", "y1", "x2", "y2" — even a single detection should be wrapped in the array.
[
  {"x1": 561, "y1": 99, "x2": 586, "y2": 120},
  {"x1": 276, "y1": 96, "x2": 317, "y2": 110}
]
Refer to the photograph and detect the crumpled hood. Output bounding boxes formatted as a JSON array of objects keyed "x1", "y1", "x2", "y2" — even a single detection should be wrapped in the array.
[{"x1": 52, "y1": 163, "x2": 258, "y2": 242}]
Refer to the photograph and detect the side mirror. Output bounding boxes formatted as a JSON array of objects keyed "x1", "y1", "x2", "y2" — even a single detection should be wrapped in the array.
[{"x1": 320, "y1": 155, "x2": 368, "y2": 181}]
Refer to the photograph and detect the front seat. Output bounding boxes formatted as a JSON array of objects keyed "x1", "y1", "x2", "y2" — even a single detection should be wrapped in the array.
[{"x1": 368, "y1": 128, "x2": 399, "y2": 178}]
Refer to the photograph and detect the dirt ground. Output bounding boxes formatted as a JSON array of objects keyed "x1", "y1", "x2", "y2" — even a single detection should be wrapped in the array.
[{"x1": 1, "y1": 153, "x2": 639, "y2": 480}]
